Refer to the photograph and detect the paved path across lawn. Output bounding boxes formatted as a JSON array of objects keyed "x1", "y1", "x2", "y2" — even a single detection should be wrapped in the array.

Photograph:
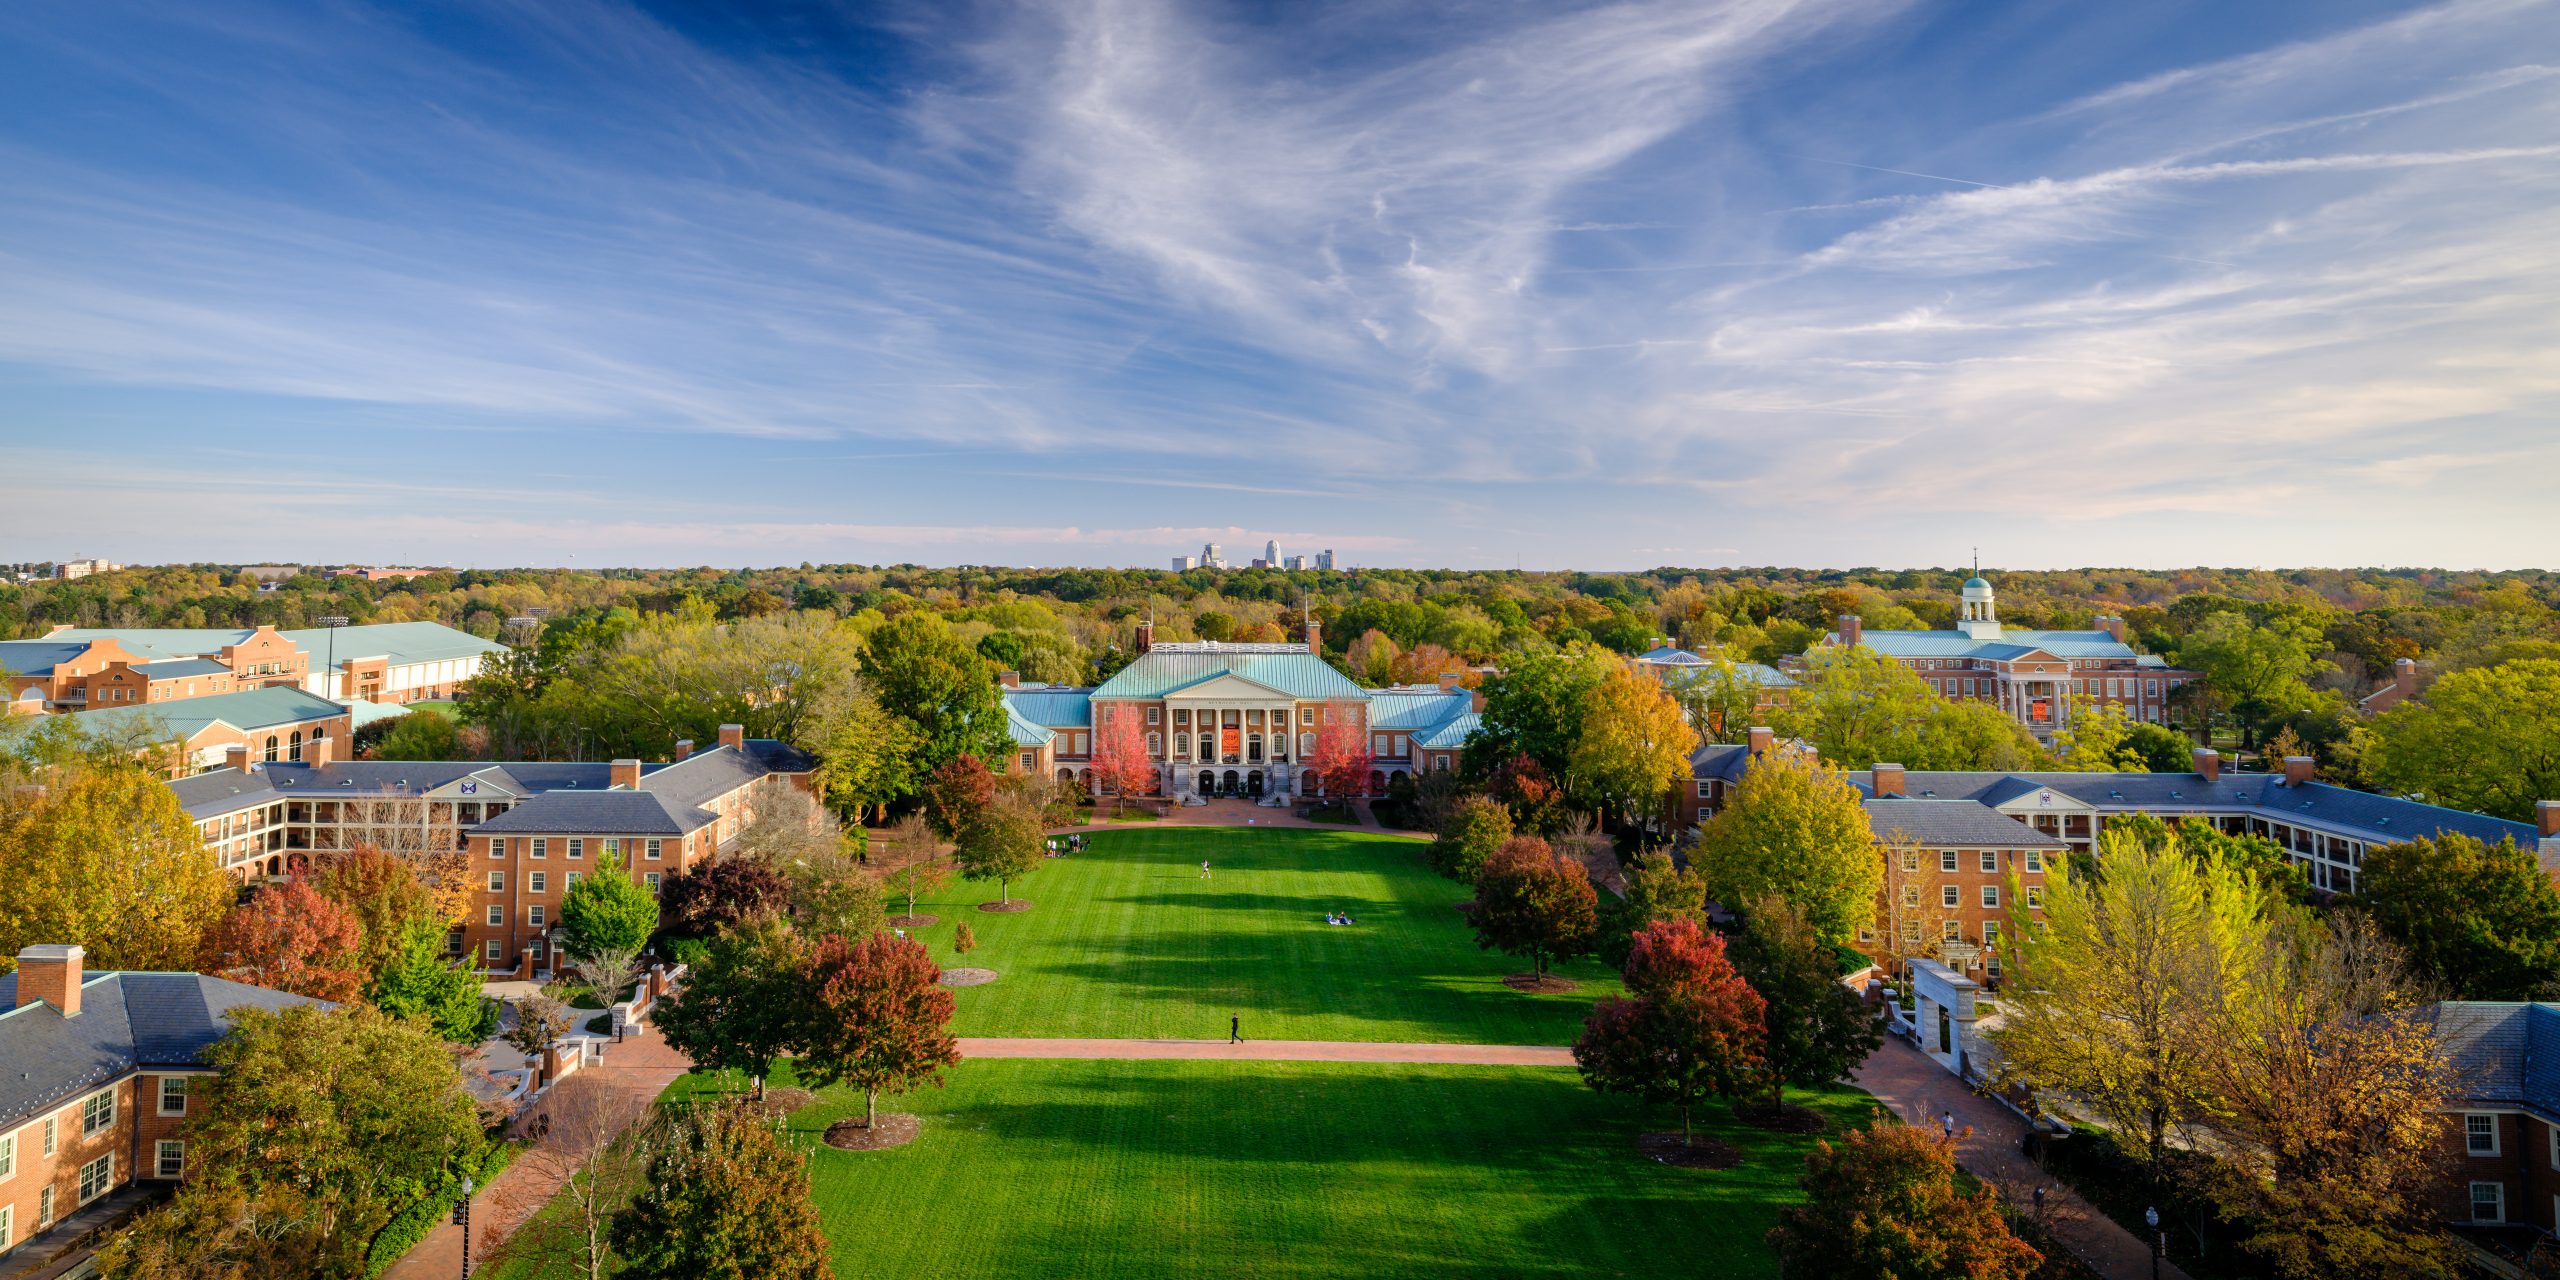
[
  {"x1": 957, "y1": 1036, "x2": 1574, "y2": 1065},
  {"x1": 381, "y1": 1027, "x2": 691, "y2": 1280},
  {"x1": 1041, "y1": 796, "x2": 1420, "y2": 836},
  {"x1": 1854, "y1": 1037, "x2": 2192, "y2": 1280}
]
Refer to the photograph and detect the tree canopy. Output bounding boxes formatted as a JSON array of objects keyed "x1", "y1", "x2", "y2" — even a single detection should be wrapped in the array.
[{"x1": 1689, "y1": 748, "x2": 1880, "y2": 950}]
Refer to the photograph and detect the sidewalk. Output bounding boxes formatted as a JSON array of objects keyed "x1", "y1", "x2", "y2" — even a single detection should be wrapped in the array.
[
  {"x1": 1853, "y1": 1038, "x2": 2192, "y2": 1280},
  {"x1": 1043, "y1": 796, "x2": 1421, "y2": 837},
  {"x1": 380, "y1": 1027, "x2": 691, "y2": 1280},
  {"x1": 956, "y1": 1036, "x2": 1572, "y2": 1065}
]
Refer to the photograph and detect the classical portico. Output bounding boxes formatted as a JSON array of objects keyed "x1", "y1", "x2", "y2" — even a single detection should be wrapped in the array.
[{"x1": 1153, "y1": 672, "x2": 1318, "y2": 800}]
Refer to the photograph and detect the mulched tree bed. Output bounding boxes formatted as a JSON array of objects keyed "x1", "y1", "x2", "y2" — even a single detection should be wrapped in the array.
[
  {"x1": 1732, "y1": 1102, "x2": 1829, "y2": 1134},
  {"x1": 939, "y1": 967, "x2": 1000, "y2": 987},
  {"x1": 824, "y1": 1114, "x2": 921, "y2": 1151},
  {"x1": 1637, "y1": 1131, "x2": 1742, "y2": 1169},
  {"x1": 978, "y1": 899, "x2": 1034, "y2": 913},
  {"x1": 887, "y1": 914, "x2": 940, "y2": 929},
  {"x1": 1503, "y1": 973, "x2": 1579, "y2": 994},
  {"x1": 740, "y1": 1088, "x2": 815, "y2": 1120}
]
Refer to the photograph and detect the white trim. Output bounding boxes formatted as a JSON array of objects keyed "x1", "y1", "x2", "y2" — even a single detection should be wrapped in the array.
[
  {"x1": 2470, "y1": 1179, "x2": 2506, "y2": 1223},
  {"x1": 2467, "y1": 1111, "x2": 2502, "y2": 1157}
]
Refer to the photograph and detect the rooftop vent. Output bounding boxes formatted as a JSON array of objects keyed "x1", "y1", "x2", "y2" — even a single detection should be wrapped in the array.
[{"x1": 2169, "y1": 791, "x2": 2182, "y2": 800}]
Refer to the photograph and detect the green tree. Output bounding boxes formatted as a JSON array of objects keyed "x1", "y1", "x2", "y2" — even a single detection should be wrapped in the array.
[
  {"x1": 609, "y1": 1103, "x2": 835, "y2": 1280},
  {"x1": 1690, "y1": 748, "x2": 1880, "y2": 950},
  {"x1": 2355, "y1": 832, "x2": 2560, "y2": 1000},
  {"x1": 1566, "y1": 665, "x2": 1694, "y2": 830},
  {"x1": 799, "y1": 679, "x2": 926, "y2": 824},
  {"x1": 1663, "y1": 653, "x2": 1770, "y2": 742},
  {"x1": 1992, "y1": 824, "x2": 2276, "y2": 1180},
  {"x1": 132, "y1": 1005, "x2": 488, "y2": 1277},
  {"x1": 954, "y1": 790, "x2": 1044, "y2": 905},
  {"x1": 1461, "y1": 644, "x2": 1616, "y2": 778},
  {"x1": 0, "y1": 759, "x2": 233, "y2": 972},
  {"x1": 2178, "y1": 610, "x2": 2330, "y2": 747},
  {"x1": 1428, "y1": 795, "x2": 1514, "y2": 883},
  {"x1": 1777, "y1": 645, "x2": 2045, "y2": 770},
  {"x1": 1597, "y1": 849, "x2": 1710, "y2": 969},
  {"x1": 368, "y1": 917, "x2": 499, "y2": 1042},
  {"x1": 1767, "y1": 1123, "x2": 2042, "y2": 1280},
  {"x1": 2364, "y1": 657, "x2": 2560, "y2": 822},
  {"x1": 366, "y1": 709, "x2": 461, "y2": 761},
  {"x1": 863, "y1": 611, "x2": 1009, "y2": 772},
  {"x1": 1468, "y1": 837, "x2": 1599, "y2": 984},
  {"x1": 653, "y1": 914, "x2": 812, "y2": 1099},
  {"x1": 558, "y1": 851, "x2": 660, "y2": 961},
  {"x1": 1730, "y1": 894, "x2": 1882, "y2": 1114}
]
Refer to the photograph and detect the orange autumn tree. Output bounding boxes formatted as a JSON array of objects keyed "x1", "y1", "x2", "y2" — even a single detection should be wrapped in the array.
[
  {"x1": 1306, "y1": 701, "x2": 1374, "y2": 802},
  {"x1": 1087, "y1": 704, "x2": 1156, "y2": 816},
  {"x1": 199, "y1": 879, "x2": 367, "y2": 1002}
]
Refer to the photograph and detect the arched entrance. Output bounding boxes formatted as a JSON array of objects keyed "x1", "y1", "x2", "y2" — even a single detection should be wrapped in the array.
[
  {"x1": 1196, "y1": 769, "x2": 1215, "y2": 794},
  {"x1": 1056, "y1": 768, "x2": 1075, "y2": 788},
  {"x1": 1247, "y1": 770, "x2": 1265, "y2": 797},
  {"x1": 1367, "y1": 769, "x2": 1386, "y2": 796},
  {"x1": 1222, "y1": 769, "x2": 1241, "y2": 796},
  {"x1": 1077, "y1": 768, "x2": 1094, "y2": 795}
]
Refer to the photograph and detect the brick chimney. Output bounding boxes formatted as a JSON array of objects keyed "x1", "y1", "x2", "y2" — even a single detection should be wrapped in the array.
[
  {"x1": 2282, "y1": 755, "x2": 2316, "y2": 787},
  {"x1": 2192, "y1": 747, "x2": 2220, "y2": 782},
  {"x1": 14, "y1": 944, "x2": 83, "y2": 1017},
  {"x1": 306, "y1": 733, "x2": 337, "y2": 768},
  {"x1": 717, "y1": 723, "x2": 745, "y2": 752},
  {"x1": 1872, "y1": 762, "x2": 1906, "y2": 797},
  {"x1": 225, "y1": 744, "x2": 252, "y2": 773},
  {"x1": 1837, "y1": 614, "x2": 1862, "y2": 647},
  {"x1": 673, "y1": 739, "x2": 694, "y2": 762},
  {"x1": 611, "y1": 758, "x2": 642, "y2": 790},
  {"x1": 1134, "y1": 620, "x2": 1154, "y2": 655},
  {"x1": 2393, "y1": 657, "x2": 2418, "y2": 699},
  {"x1": 1747, "y1": 725, "x2": 1775, "y2": 755},
  {"x1": 2098, "y1": 615, "x2": 2127, "y2": 643},
  {"x1": 998, "y1": 670, "x2": 1020, "y2": 689},
  {"x1": 1437, "y1": 669, "x2": 1463, "y2": 692},
  {"x1": 1304, "y1": 615, "x2": 1322, "y2": 655},
  {"x1": 2538, "y1": 800, "x2": 2559, "y2": 840},
  {"x1": 1469, "y1": 687, "x2": 1486, "y2": 713}
]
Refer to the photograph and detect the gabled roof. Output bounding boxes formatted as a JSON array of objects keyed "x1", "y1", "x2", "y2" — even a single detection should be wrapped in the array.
[
  {"x1": 71, "y1": 685, "x2": 348, "y2": 743},
  {"x1": 1834, "y1": 769, "x2": 2540, "y2": 848},
  {"x1": 1004, "y1": 702, "x2": 1056, "y2": 747},
  {"x1": 1092, "y1": 647, "x2": 1365, "y2": 702},
  {"x1": 475, "y1": 790, "x2": 695, "y2": 836},
  {"x1": 0, "y1": 970, "x2": 325, "y2": 1128},
  {"x1": 163, "y1": 741, "x2": 814, "y2": 828},
  {"x1": 1415, "y1": 710, "x2": 1481, "y2": 751},
  {"x1": 1863, "y1": 798, "x2": 2065, "y2": 848},
  {"x1": 1851, "y1": 629, "x2": 2143, "y2": 661},
  {"x1": 1637, "y1": 645, "x2": 1708, "y2": 665}
]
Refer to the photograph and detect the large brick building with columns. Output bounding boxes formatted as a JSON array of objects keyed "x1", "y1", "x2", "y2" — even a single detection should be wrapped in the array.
[
  {"x1": 1818, "y1": 575, "x2": 2198, "y2": 743},
  {"x1": 1002, "y1": 619, "x2": 1479, "y2": 802}
]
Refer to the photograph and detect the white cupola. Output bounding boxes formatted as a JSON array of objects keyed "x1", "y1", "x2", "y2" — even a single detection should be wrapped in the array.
[{"x1": 1957, "y1": 573, "x2": 2002, "y2": 640}]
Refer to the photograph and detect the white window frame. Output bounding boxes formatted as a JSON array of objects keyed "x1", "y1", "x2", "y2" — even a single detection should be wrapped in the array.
[
  {"x1": 568, "y1": 838, "x2": 584, "y2": 860},
  {"x1": 1695, "y1": 779, "x2": 1710, "y2": 798},
  {"x1": 2468, "y1": 1113, "x2": 2501, "y2": 1156},
  {"x1": 79, "y1": 1087, "x2": 115, "y2": 1138},
  {"x1": 485, "y1": 938, "x2": 503, "y2": 961},
  {"x1": 1981, "y1": 885, "x2": 2000, "y2": 909},
  {"x1": 567, "y1": 871, "x2": 583, "y2": 888},
  {"x1": 486, "y1": 905, "x2": 503, "y2": 927},
  {"x1": 158, "y1": 1076, "x2": 186, "y2": 1117},
  {"x1": 2471, "y1": 1180, "x2": 2505, "y2": 1223},
  {"x1": 644, "y1": 872, "x2": 661, "y2": 893},
  {"x1": 1941, "y1": 885, "x2": 1961, "y2": 909},
  {"x1": 529, "y1": 872, "x2": 546, "y2": 894},
  {"x1": 531, "y1": 837, "x2": 548, "y2": 859},
  {"x1": 77, "y1": 1153, "x2": 113, "y2": 1205},
  {"x1": 36, "y1": 1185, "x2": 51, "y2": 1230},
  {"x1": 2025, "y1": 886, "x2": 2044, "y2": 909},
  {"x1": 1979, "y1": 851, "x2": 1999, "y2": 873},
  {"x1": 489, "y1": 838, "x2": 506, "y2": 860},
  {"x1": 1939, "y1": 850, "x2": 1958, "y2": 872},
  {"x1": 155, "y1": 1140, "x2": 184, "y2": 1180},
  {"x1": 528, "y1": 904, "x2": 546, "y2": 927},
  {"x1": 488, "y1": 870, "x2": 505, "y2": 892},
  {"x1": 0, "y1": 1130, "x2": 14, "y2": 1181},
  {"x1": 2025, "y1": 849, "x2": 2044, "y2": 873},
  {"x1": 41, "y1": 1117, "x2": 55, "y2": 1157},
  {"x1": 0, "y1": 1202, "x2": 10, "y2": 1249},
  {"x1": 646, "y1": 839, "x2": 662, "y2": 861},
  {"x1": 1147, "y1": 707, "x2": 1161, "y2": 725}
]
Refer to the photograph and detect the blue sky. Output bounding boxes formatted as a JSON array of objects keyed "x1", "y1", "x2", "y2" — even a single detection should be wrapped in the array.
[{"x1": 2, "y1": 0, "x2": 2554, "y2": 570}]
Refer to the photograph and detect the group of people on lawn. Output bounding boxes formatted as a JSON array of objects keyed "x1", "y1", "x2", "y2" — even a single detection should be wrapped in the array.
[{"x1": 1045, "y1": 834, "x2": 1086, "y2": 857}]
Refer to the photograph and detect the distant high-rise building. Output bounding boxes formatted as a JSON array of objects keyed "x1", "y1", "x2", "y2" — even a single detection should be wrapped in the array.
[
  {"x1": 1171, "y1": 555, "x2": 1201, "y2": 571},
  {"x1": 1284, "y1": 555, "x2": 1311, "y2": 571},
  {"x1": 1316, "y1": 549, "x2": 1336, "y2": 571},
  {"x1": 1264, "y1": 539, "x2": 1281, "y2": 565},
  {"x1": 53, "y1": 558, "x2": 123, "y2": 580}
]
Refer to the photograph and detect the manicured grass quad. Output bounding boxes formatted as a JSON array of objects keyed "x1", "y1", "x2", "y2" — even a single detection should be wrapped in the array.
[
  {"x1": 903, "y1": 827, "x2": 1621, "y2": 1044},
  {"x1": 764, "y1": 1060, "x2": 1864, "y2": 1280}
]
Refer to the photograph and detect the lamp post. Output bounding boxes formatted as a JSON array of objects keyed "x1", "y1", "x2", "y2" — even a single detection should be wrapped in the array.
[
  {"x1": 452, "y1": 1175, "x2": 475, "y2": 1278},
  {"x1": 319, "y1": 615, "x2": 349, "y2": 699},
  {"x1": 2144, "y1": 1205, "x2": 2161, "y2": 1280}
]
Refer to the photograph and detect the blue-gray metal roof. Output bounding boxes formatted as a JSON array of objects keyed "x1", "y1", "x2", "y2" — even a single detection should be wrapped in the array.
[
  {"x1": 1637, "y1": 646, "x2": 1707, "y2": 665},
  {"x1": 2425, "y1": 1003, "x2": 2560, "y2": 1122},
  {"x1": 475, "y1": 790, "x2": 695, "y2": 835},
  {"x1": 0, "y1": 640, "x2": 95, "y2": 677},
  {"x1": 1862, "y1": 798, "x2": 2065, "y2": 848},
  {"x1": 0, "y1": 971, "x2": 325, "y2": 1128},
  {"x1": 1003, "y1": 688, "x2": 1093, "y2": 729},
  {"x1": 1415, "y1": 710, "x2": 1481, "y2": 750},
  {"x1": 1004, "y1": 702, "x2": 1055, "y2": 747},
  {"x1": 38, "y1": 628, "x2": 262, "y2": 660},
  {"x1": 1365, "y1": 689, "x2": 1475, "y2": 733},
  {"x1": 1835, "y1": 769, "x2": 2540, "y2": 848},
  {"x1": 1092, "y1": 645, "x2": 1365, "y2": 701},
  {"x1": 131, "y1": 657, "x2": 230, "y2": 679}
]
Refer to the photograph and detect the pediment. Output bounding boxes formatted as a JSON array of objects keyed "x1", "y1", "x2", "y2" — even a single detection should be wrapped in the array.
[
  {"x1": 1160, "y1": 672, "x2": 1298, "y2": 701},
  {"x1": 1994, "y1": 786, "x2": 2091, "y2": 813}
]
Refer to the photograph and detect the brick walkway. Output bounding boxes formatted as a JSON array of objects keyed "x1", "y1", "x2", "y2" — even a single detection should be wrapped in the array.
[
  {"x1": 380, "y1": 1027, "x2": 691, "y2": 1280},
  {"x1": 1853, "y1": 1038, "x2": 2191, "y2": 1280},
  {"x1": 956, "y1": 1036, "x2": 1572, "y2": 1065}
]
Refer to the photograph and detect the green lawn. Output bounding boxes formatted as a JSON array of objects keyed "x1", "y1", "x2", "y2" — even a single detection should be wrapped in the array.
[
  {"x1": 494, "y1": 1059, "x2": 1868, "y2": 1280},
  {"x1": 901, "y1": 826, "x2": 1620, "y2": 1044}
]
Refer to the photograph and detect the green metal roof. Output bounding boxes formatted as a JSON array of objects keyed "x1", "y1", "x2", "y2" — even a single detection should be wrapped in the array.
[
  {"x1": 280, "y1": 621, "x2": 504, "y2": 666},
  {"x1": 1091, "y1": 646, "x2": 1364, "y2": 702},
  {"x1": 1004, "y1": 702, "x2": 1056, "y2": 747},
  {"x1": 69, "y1": 686, "x2": 349, "y2": 742},
  {"x1": 1003, "y1": 688, "x2": 1094, "y2": 728}
]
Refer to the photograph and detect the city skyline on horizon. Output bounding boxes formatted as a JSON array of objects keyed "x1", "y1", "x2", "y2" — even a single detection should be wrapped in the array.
[{"x1": 3, "y1": 1, "x2": 2555, "y2": 570}]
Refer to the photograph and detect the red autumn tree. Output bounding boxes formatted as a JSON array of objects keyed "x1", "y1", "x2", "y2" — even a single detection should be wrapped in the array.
[
  {"x1": 1306, "y1": 701, "x2": 1374, "y2": 801},
  {"x1": 798, "y1": 931, "x2": 964, "y2": 1131},
  {"x1": 921, "y1": 754, "x2": 997, "y2": 839},
  {"x1": 658, "y1": 858, "x2": 793, "y2": 941},
  {"x1": 1470, "y1": 836, "x2": 1599, "y2": 984},
  {"x1": 303, "y1": 845, "x2": 437, "y2": 979},
  {"x1": 1768, "y1": 1122, "x2": 2042, "y2": 1280},
  {"x1": 1573, "y1": 917, "x2": 1767, "y2": 1146},
  {"x1": 199, "y1": 879, "x2": 367, "y2": 1002},
  {"x1": 1087, "y1": 704, "x2": 1156, "y2": 816}
]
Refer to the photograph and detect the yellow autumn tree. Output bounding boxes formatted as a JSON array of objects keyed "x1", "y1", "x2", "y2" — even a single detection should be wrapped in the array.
[
  {"x1": 1566, "y1": 665, "x2": 1693, "y2": 832},
  {"x1": 0, "y1": 760, "x2": 234, "y2": 972}
]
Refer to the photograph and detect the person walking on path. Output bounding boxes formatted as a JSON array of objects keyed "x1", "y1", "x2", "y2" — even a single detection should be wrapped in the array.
[{"x1": 1230, "y1": 1015, "x2": 1240, "y2": 1044}]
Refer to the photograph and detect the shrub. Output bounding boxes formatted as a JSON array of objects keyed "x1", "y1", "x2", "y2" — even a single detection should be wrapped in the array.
[{"x1": 955, "y1": 923, "x2": 977, "y2": 954}]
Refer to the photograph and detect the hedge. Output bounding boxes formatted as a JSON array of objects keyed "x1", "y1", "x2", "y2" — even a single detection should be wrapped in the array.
[{"x1": 362, "y1": 1136, "x2": 524, "y2": 1277}]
